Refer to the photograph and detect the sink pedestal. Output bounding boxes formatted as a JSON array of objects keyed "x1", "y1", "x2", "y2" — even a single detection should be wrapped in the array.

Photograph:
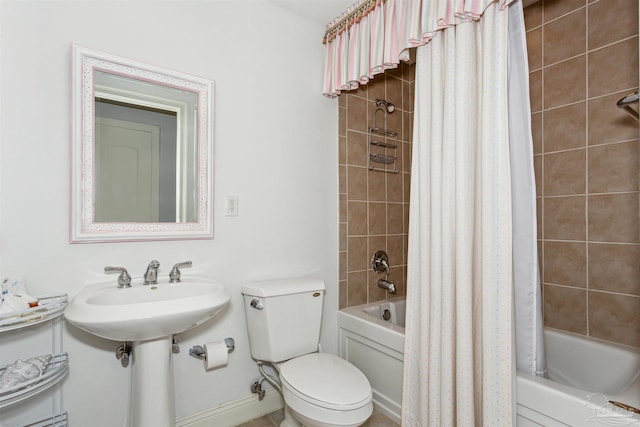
[
  {"x1": 131, "y1": 337, "x2": 175, "y2": 427},
  {"x1": 64, "y1": 278, "x2": 232, "y2": 426}
]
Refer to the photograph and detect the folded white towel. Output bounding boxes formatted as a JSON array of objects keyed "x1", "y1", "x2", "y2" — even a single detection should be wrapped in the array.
[
  {"x1": 0, "y1": 354, "x2": 52, "y2": 390},
  {"x1": 0, "y1": 276, "x2": 37, "y2": 314},
  {"x1": 2, "y1": 276, "x2": 35, "y2": 300},
  {"x1": 0, "y1": 294, "x2": 31, "y2": 314}
]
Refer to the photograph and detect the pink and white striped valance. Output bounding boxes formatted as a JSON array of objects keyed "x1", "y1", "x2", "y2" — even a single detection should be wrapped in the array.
[{"x1": 322, "y1": 0, "x2": 514, "y2": 97}]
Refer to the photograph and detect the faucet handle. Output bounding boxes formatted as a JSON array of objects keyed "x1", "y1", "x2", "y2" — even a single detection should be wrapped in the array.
[
  {"x1": 169, "y1": 261, "x2": 192, "y2": 283},
  {"x1": 104, "y1": 266, "x2": 132, "y2": 288},
  {"x1": 371, "y1": 250, "x2": 390, "y2": 275}
]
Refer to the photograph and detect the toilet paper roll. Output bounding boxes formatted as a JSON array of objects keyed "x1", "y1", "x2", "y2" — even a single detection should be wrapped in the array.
[{"x1": 203, "y1": 341, "x2": 229, "y2": 371}]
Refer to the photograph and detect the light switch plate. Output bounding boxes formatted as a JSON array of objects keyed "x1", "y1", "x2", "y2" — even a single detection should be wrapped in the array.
[{"x1": 225, "y1": 196, "x2": 238, "y2": 217}]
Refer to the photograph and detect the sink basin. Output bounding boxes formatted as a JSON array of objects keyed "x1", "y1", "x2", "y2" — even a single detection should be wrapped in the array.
[{"x1": 65, "y1": 278, "x2": 231, "y2": 341}]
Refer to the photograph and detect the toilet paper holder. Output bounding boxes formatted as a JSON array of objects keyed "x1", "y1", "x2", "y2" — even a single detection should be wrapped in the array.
[{"x1": 189, "y1": 338, "x2": 235, "y2": 360}]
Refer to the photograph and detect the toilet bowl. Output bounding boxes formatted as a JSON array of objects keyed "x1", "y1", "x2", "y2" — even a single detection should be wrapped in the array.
[
  {"x1": 241, "y1": 278, "x2": 374, "y2": 427},
  {"x1": 278, "y1": 353, "x2": 373, "y2": 427}
]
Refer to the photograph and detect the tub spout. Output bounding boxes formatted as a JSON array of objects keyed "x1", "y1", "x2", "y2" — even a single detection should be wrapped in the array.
[{"x1": 377, "y1": 278, "x2": 396, "y2": 294}]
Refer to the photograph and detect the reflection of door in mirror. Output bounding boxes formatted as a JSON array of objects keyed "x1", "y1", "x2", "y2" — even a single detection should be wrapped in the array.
[
  {"x1": 94, "y1": 70, "x2": 198, "y2": 224},
  {"x1": 95, "y1": 117, "x2": 160, "y2": 222},
  {"x1": 94, "y1": 99, "x2": 177, "y2": 222}
]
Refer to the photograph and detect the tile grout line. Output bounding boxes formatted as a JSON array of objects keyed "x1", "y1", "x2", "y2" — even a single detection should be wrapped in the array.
[
  {"x1": 584, "y1": 0, "x2": 590, "y2": 338},
  {"x1": 540, "y1": 0, "x2": 546, "y2": 319},
  {"x1": 542, "y1": 3, "x2": 587, "y2": 27},
  {"x1": 368, "y1": 90, "x2": 377, "y2": 304},
  {"x1": 531, "y1": 35, "x2": 637, "y2": 74},
  {"x1": 384, "y1": 76, "x2": 389, "y2": 303},
  {"x1": 345, "y1": 97, "x2": 351, "y2": 308},
  {"x1": 546, "y1": 282, "x2": 640, "y2": 300},
  {"x1": 539, "y1": 138, "x2": 639, "y2": 156}
]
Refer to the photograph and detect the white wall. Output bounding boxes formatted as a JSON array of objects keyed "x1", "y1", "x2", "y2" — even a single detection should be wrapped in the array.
[{"x1": 0, "y1": 1, "x2": 338, "y2": 425}]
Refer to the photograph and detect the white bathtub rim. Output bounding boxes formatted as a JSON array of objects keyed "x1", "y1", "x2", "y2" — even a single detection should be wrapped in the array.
[
  {"x1": 338, "y1": 306, "x2": 405, "y2": 353},
  {"x1": 545, "y1": 327, "x2": 640, "y2": 396},
  {"x1": 514, "y1": 328, "x2": 640, "y2": 426},
  {"x1": 517, "y1": 373, "x2": 640, "y2": 426},
  {"x1": 340, "y1": 299, "x2": 406, "y2": 331},
  {"x1": 544, "y1": 327, "x2": 640, "y2": 355}
]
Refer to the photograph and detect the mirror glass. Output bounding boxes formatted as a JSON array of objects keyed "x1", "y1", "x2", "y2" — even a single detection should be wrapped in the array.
[{"x1": 71, "y1": 46, "x2": 213, "y2": 242}]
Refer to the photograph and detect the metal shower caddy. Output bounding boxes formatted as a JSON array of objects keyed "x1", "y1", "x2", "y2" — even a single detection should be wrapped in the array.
[{"x1": 368, "y1": 99, "x2": 399, "y2": 174}]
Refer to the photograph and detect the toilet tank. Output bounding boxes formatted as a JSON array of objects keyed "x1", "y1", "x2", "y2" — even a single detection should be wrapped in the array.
[{"x1": 242, "y1": 277, "x2": 325, "y2": 363}]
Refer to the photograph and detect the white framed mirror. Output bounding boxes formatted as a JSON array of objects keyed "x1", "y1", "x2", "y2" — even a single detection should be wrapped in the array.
[{"x1": 70, "y1": 45, "x2": 214, "y2": 243}]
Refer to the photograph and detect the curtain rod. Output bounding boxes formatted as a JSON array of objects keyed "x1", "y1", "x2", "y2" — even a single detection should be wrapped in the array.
[{"x1": 322, "y1": 0, "x2": 386, "y2": 44}]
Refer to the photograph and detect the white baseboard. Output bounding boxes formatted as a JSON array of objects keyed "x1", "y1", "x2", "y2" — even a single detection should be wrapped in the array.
[{"x1": 176, "y1": 390, "x2": 284, "y2": 427}]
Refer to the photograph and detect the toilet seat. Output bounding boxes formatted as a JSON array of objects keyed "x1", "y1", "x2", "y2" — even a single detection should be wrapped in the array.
[
  {"x1": 280, "y1": 353, "x2": 371, "y2": 409},
  {"x1": 279, "y1": 353, "x2": 372, "y2": 426}
]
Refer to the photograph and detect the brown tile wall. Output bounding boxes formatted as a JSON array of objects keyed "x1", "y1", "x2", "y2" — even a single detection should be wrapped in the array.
[
  {"x1": 338, "y1": 63, "x2": 415, "y2": 308},
  {"x1": 525, "y1": 0, "x2": 640, "y2": 347}
]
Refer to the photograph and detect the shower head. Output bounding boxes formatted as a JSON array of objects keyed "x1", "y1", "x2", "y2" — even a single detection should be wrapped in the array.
[{"x1": 375, "y1": 99, "x2": 395, "y2": 113}]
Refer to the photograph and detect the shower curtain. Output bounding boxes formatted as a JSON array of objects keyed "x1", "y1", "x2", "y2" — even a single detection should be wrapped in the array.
[
  {"x1": 507, "y1": 1, "x2": 546, "y2": 379},
  {"x1": 401, "y1": 1, "x2": 543, "y2": 425}
]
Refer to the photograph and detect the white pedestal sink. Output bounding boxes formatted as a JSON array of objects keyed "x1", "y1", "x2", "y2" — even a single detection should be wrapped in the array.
[{"x1": 65, "y1": 278, "x2": 231, "y2": 427}]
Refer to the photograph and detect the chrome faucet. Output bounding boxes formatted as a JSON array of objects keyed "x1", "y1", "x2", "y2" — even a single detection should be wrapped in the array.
[
  {"x1": 372, "y1": 250, "x2": 390, "y2": 275},
  {"x1": 169, "y1": 261, "x2": 192, "y2": 283},
  {"x1": 104, "y1": 266, "x2": 131, "y2": 288},
  {"x1": 144, "y1": 260, "x2": 160, "y2": 285},
  {"x1": 377, "y1": 278, "x2": 396, "y2": 294},
  {"x1": 372, "y1": 250, "x2": 395, "y2": 293}
]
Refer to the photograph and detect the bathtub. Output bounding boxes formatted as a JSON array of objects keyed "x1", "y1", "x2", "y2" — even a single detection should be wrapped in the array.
[
  {"x1": 338, "y1": 298, "x2": 406, "y2": 423},
  {"x1": 338, "y1": 298, "x2": 640, "y2": 426},
  {"x1": 518, "y1": 329, "x2": 640, "y2": 426}
]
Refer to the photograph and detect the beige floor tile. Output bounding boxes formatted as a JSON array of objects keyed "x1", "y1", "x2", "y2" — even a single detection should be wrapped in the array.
[
  {"x1": 235, "y1": 414, "x2": 277, "y2": 427},
  {"x1": 237, "y1": 407, "x2": 399, "y2": 427},
  {"x1": 362, "y1": 408, "x2": 400, "y2": 427}
]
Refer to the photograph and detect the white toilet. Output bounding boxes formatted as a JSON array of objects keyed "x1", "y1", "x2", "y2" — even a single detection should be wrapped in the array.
[{"x1": 242, "y1": 277, "x2": 373, "y2": 427}]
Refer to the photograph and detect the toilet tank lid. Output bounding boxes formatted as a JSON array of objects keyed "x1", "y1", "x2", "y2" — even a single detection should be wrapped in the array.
[{"x1": 241, "y1": 277, "x2": 325, "y2": 298}]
